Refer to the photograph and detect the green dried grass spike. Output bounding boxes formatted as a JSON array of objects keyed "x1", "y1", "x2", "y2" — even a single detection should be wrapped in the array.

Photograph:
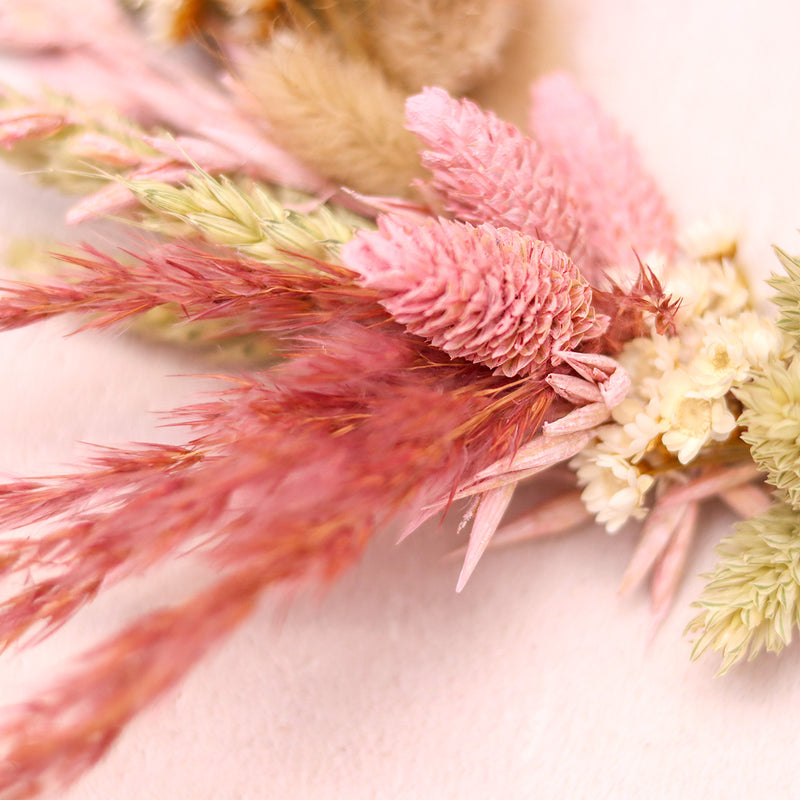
[
  {"x1": 129, "y1": 170, "x2": 369, "y2": 268},
  {"x1": 687, "y1": 500, "x2": 800, "y2": 673},
  {"x1": 735, "y1": 356, "x2": 800, "y2": 509},
  {"x1": 767, "y1": 247, "x2": 800, "y2": 346},
  {"x1": 0, "y1": 87, "x2": 160, "y2": 194}
]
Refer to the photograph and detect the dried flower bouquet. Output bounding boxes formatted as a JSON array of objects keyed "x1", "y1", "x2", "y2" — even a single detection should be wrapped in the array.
[{"x1": 0, "y1": 1, "x2": 798, "y2": 796}]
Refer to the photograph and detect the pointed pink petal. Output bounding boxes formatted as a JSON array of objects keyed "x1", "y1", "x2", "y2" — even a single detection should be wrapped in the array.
[
  {"x1": 529, "y1": 72, "x2": 676, "y2": 273},
  {"x1": 545, "y1": 373, "x2": 603, "y2": 405},
  {"x1": 447, "y1": 489, "x2": 590, "y2": 560},
  {"x1": 657, "y1": 463, "x2": 762, "y2": 508},
  {"x1": 542, "y1": 402, "x2": 611, "y2": 435},
  {"x1": 619, "y1": 498, "x2": 688, "y2": 597},
  {"x1": 718, "y1": 483, "x2": 772, "y2": 518},
  {"x1": 649, "y1": 501, "x2": 699, "y2": 632},
  {"x1": 456, "y1": 484, "x2": 515, "y2": 591},
  {"x1": 461, "y1": 429, "x2": 596, "y2": 497}
]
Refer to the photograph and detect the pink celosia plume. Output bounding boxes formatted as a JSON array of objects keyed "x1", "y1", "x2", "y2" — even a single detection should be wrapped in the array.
[
  {"x1": 343, "y1": 216, "x2": 603, "y2": 378},
  {"x1": 0, "y1": 311, "x2": 554, "y2": 793},
  {"x1": 404, "y1": 87, "x2": 591, "y2": 269},
  {"x1": 529, "y1": 72, "x2": 677, "y2": 273},
  {"x1": 0, "y1": 244, "x2": 382, "y2": 336}
]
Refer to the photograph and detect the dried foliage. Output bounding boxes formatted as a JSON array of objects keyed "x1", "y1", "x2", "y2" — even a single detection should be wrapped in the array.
[
  {"x1": 128, "y1": 170, "x2": 367, "y2": 266},
  {"x1": 0, "y1": 244, "x2": 382, "y2": 337},
  {"x1": 688, "y1": 500, "x2": 800, "y2": 674}
]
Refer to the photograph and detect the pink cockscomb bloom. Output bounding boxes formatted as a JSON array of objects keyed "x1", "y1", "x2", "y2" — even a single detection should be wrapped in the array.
[
  {"x1": 343, "y1": 216, "x2": 605, "y2": 379},
  {"x1": 529, "y1": 72, "x2": 676, "y2": 272},
  {"x1": 405, "y1": 87, "x2": 590, "y2": 269}
]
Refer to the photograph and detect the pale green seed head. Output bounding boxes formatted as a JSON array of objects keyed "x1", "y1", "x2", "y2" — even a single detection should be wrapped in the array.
[
  {"x1": 687, "y1": 499, "x2": 800, "y2": 674},
  {"x1": 735, "y1": 355, "x2": 800, "y2": 508}
]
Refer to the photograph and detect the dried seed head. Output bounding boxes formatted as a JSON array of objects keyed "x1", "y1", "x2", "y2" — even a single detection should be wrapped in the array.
[{"x1": 342, "y1": 216, "x2": 602, "y2": 378}]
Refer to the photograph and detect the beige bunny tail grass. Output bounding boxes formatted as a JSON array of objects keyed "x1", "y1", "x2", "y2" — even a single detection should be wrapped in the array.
[
  {"x1": 239, "y1": 32, "x2": 426, "y2": 198},
  {"x1": 367, "y1": 0, "x2": 518, "y2": 94}
]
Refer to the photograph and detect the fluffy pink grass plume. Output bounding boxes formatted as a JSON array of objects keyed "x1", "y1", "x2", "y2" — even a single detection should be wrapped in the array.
[
  {"x1": 343, "y1": 216, "x2": 603, "y2": 378},
  {"x1": 529, "y1": 72, "x2": 676, "y2": 272},
  {"x1": 0, "y1": 243, "x2": 381, "y2": 337},
  {"x1": 590, "y1": 261, "x2": 680, "y2": 352},
  {"x1": 0, "y1": 312, "x2": 555, "y2": 795},
  {"x1": 0, "y1": 107, "x2": 70, "y2": 147},
  {"x1": 404, "y1": 87, "x2": 590, "y2": 269}
]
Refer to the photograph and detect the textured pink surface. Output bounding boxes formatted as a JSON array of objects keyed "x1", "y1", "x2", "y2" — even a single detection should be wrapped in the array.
[{"x1": 2, "y1": 2, "x2": 800, "y2": 798}]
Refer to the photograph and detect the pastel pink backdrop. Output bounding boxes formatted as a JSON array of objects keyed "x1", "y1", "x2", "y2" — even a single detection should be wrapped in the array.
[{"x1": 1, "y1": 2, "x2": 799, "y2": 798}]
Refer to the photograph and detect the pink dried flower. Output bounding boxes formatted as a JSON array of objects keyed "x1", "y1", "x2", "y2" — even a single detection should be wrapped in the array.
[
  {"x1": 343, "y1": 216, "x2": 603, "y2": 378},
  {"x1": 529, "y1": 72, "x2": 676, "y2": 273},
  {"x1": 404, "y1": 87, "x2": 590, "y2": 267}
]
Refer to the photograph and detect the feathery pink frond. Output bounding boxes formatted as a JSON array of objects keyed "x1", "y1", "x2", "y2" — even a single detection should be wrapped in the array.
[
  {"x1": 0, "y1": 108, "x2": 70, "y2": 147},
  {"x1": 529, "y1": 72, "x2": 676, "y2": 273},
  {"x1": 404, "y1": 88, "x2": 589, "y2": 266},
  {"x1": 343, "y1": 216, "x2": 601, "y2": 378},
  {"x1": 0, "y1": 323, "x2": 553, "y2": 778},
  {"x1": 0, "y1": 565, "x2": 268, "y2": 799},
  {"x1": 0, "y1": 244, "x2": 382, "y2": 337},
  {"x1": 591, "y1": 261, "x2": 680, "y2": 352}
]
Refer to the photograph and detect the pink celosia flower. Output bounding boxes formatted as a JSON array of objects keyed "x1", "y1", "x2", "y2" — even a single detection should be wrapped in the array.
[
  {"x1": 529, "y1": 72, "x2": 676, "y2": 272},
  {"x1": 404, "y1": 87, "x2": 591, "y2": 269},
  {"x1": 343, "y1": 215, "x2": 603, "y2": 378}
]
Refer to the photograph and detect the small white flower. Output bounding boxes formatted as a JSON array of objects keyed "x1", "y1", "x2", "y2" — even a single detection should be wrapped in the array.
[
  {"x1": 610, "y1": 397, "x2": 665, "y2": 462},
  {"x1": 721, "y1": 310, "x2": 788, "y2": 371},
  {"x1": 573, "y1": 446, "x2": 654, "y2": 533},
  {"x1": 658, "y1": 370, "x2": 737, "y2": 463},
  {"x1": 679, "y1": 214, "x2": 738, "y2": 261},
  {"x1": 690, "y1": 320, "x2": 750, "y2": 398}
]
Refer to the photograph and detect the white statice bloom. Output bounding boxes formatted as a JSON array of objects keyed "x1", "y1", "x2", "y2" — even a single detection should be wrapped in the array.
[
  {"x1": 679, "y1": 214, "x2": 738, "y2": 261},
  {"x1": 690, "y1": 319, "x2": 751, "y2": 398},
  {"x1": 721, "y1": 310, "x2": 790, "y2": 370},
  {"x1": 657, "y1": 256, "x2": 750, "y2": 324},
  {"x1": 616, "y1": 334, "x2": 680, "y2": 400},
  {"x1": 657, "y1": 369, "x2": 737, "y2": 464},
  {"x1": 705, "y1": 259, "x2": 752, "y2": 318},
  {"x1": 572, "y1": 445, "x2": 655, "y2": 533},
  {"x1": 609, "y1": 396, "x2": 665, "y2": 462}
]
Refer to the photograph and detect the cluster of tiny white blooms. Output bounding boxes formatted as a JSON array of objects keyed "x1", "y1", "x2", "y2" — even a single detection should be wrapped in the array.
[
  {"x1": 679, "y1": 214, "x2": 739, "y2": 261},
  {"x1": 572, "y1": 447, "x2": 655, "y2": 533},
  {"x1": 573, "y1": 224, "x2": 787, "y2": 533}
]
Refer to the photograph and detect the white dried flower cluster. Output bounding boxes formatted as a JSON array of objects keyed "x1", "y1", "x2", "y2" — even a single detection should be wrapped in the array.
[{"x1": 574, "y1": 222, "x2": 786, "y2": 533}]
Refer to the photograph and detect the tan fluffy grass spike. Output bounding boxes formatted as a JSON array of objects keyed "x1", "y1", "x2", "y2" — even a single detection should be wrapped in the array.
[
  {"x1": 367, "y1": 0, "x2": 518, "y2": 93},
  {"x1": 239, "y1": 32, "x2": 426, "y2": 198}
]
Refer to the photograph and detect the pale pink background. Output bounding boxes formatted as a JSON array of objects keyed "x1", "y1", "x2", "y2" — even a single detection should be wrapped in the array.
[{"x1": 1, "y1": 2, "x2": 800, "y2": 798}]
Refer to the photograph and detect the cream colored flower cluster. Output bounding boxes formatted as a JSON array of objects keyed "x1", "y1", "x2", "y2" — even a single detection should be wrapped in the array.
[{"x1": 573, "y1": 221, "x2": 786, "y2": 533}]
